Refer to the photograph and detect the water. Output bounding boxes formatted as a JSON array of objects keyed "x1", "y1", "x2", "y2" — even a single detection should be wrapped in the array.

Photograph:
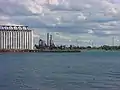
[{"x1": 0, "y1": 52, "x2": 120, "y2": 90}]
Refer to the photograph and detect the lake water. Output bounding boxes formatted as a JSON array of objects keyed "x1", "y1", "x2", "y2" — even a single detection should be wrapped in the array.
[{"x1": 0, "y1": 52, "x2": 120, "y2": 90}]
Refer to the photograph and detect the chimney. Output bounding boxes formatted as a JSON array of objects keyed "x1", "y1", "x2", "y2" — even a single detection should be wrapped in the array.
[
  {"x1": 47, "y1": 33, "x2": 49, "y2": 46},
  {"x1": 50, "y1": 34, "x2": 52, "y2": 46}
]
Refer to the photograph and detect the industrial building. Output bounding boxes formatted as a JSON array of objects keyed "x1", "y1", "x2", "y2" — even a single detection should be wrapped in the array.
[
  {"x1": 47, "y1": 33, "x2": 50, "y2": 46},
  {"x1": 0, "y1": 25, "x2": 33, "y2": 50},
  {"x1": 46, "y1": 33, "x2": 54, "y2": 47}
]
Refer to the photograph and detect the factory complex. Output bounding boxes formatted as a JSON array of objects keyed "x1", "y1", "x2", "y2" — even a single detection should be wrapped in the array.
[{"x1": 0, "y1": 25, "x2": 81, "y2": 52}]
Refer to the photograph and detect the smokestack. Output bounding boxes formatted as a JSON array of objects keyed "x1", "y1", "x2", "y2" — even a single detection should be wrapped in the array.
[
  {"x1": 47, "y1": 33, "x2": 49, "y2": 46},
  {"x1": 50, "y1": 34, "x2": 52, "y2": 46}
]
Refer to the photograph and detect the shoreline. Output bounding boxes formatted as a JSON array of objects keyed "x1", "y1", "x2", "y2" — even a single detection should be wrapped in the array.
[
  {"x1": 0, "y1": 49, "x2": 120, "y2": 53},
  {"x1": 0, "y1": 49, "x2": 81, "y2": 53}
]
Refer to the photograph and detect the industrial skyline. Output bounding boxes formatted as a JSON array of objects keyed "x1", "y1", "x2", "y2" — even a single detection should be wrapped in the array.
[
  {"x1": 0, "y1": 0, "x2": 120, "y2": 46},
  {"x1": 38, "y1": 32, "x2": 55, "y2": 48},
  {"x1": 0, "y1": 25, "x2": 120, "y2": 50}
]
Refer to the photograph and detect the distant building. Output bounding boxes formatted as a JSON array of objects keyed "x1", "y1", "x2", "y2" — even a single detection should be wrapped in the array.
[
  {"x1": 0, "y1": 25, "x2": 33, "y2": 50},
  {"x1": 39, "y1": 39, "x2": 46, "y2": 48},
  {"x1": 50, "y1": 34, "x2": 53, "y2": 46},
  {"x1": 49, "y1": 34, "x2": 55, "y2": 47},
  {"x1": 47, "y1": 33, "x2": 49, "y2": 46}
]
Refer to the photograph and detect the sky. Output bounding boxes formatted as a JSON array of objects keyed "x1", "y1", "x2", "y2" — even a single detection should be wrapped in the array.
[{"x1": 0, "y1": 0, "x2": 120, "y2": 46}]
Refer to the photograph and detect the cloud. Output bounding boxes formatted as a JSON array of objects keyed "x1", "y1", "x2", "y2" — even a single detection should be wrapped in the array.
[{"x1": 0, "y1": 0, "x2": 120, "y2": 46}]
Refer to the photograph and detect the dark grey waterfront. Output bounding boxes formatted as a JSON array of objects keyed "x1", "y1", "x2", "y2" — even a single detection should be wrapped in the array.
[{"x1": 0, "y1": 52, "x2": 120, "y2": 90}]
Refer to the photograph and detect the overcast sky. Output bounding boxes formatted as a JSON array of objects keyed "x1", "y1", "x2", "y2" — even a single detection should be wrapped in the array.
[{"x1": 0, "y1": 0, "x2": 120, "y2": 46}]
